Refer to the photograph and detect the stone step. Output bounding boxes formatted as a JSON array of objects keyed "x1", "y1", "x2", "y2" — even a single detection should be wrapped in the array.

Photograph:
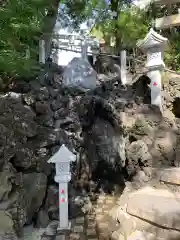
[{"x1": 51, "y1": 193, "x2": 119, "y2": 240}]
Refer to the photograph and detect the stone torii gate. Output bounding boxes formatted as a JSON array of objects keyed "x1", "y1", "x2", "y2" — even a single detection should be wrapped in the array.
[
  {"x1": 137, "y1": 28, "x2": 168, "y2": 112},
  {"x1": 154, "y1": 0, "x2": 180, "y2": 29}
]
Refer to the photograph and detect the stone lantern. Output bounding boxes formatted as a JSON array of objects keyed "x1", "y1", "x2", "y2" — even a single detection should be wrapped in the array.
[
  {"x1": 48, "y1": 144, "x2": 76, "y2": 230},
  {"x1": 137, "y1": 28, "x2": 168, "y2": 111}
]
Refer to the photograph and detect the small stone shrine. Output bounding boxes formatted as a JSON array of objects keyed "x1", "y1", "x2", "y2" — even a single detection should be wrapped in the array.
[{"x1": 137, "y1": 28, "x2": 168, "y2": 111}]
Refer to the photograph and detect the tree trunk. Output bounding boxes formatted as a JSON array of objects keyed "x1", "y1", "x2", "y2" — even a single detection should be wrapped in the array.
[
  {"x1": 42, "y1": 0, "x2": 60, "y2": 60},
  {"x1": 110, "y1": 0, "x2": 121, "y2": 53}
]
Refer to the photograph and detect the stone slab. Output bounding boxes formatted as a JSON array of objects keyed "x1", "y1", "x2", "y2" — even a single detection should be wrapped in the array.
[
  {"x1": 75, "y1": 217, "x2": 85, "y2": 224},
  {"x1": 132, "y1": 215, "x2": 180, "y2": 240},
  {"x1": 62, "y1": 57, "x2": 97, "y2": 90},
  {"x1": 127, "y1": 231, "x2": 155, "y2": 240},
  {"x1": 73, "y1": 226, "x2": 84, "y2": 233},
  {"x1": 160, "y1": 167, "x2": 180, "y2": 185},
  {"x1": 127, "y1": 186, "x2": 180, "y2": 231},
  {"x1": 155, "y1": 13, "x2": 180, "y2": 30},
  {"x1": 54, "y1": 234, "x2": 66, "y2": 240},
  {"x1": 155, "y1": 0, "x2": 180, "y2": 4}
]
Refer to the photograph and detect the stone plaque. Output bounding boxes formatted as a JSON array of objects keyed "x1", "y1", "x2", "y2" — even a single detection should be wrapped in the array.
[{"x1": 62, "y1": 57, "x2": 97, "y2": 89}]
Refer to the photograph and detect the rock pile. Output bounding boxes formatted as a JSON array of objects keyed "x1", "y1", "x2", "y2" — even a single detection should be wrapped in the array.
[
  {"x1": 0, "y1": 68, "x2": 128, "y2": 238},
  {"x1": 108, "y1": 168, "x2": 180, "y2": 240},
  {"x1": 0, "y1": 63, "x2": 180, "y2": 239}
]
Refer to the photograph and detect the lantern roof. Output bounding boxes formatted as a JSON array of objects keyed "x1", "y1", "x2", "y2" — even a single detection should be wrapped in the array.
[
  {"x1": 48, "y1": 144, "x2": 76, "y2": 163},
  {"x1": 137, "y1": 28, "x2": 168, "y2": 51}
]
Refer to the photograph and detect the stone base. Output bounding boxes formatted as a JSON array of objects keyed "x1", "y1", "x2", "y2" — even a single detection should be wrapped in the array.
[{"x1": 57, "y1": 221, "x2": 71, "y2": 231}]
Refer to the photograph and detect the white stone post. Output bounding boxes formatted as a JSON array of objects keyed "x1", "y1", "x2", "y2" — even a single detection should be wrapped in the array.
[
  {"x1": 93, "y1": 55, "x2": 97, "y2": 65},
  {"x1": 25, "y1": 48, "x2": 30, "y2": 60},
  {"x1": 90, "y1": 40, "x2": 99, "y2": 65},
  {"x1": 81, "y1": 40, "x2": 88, "y2": 60},
  {"x1": 39, "y1": 39, "x2": 45, "y2": 64},
  {"x1": 148, "y1": 70, "x2": 162, "y2": 107},
  {"x1": 137, "y1": 28, "x2": 168, "y2": 112},
  {"x1": 48, "y1": 144, "x2": 76, "y2": 230},
  {"x1": 120, "y1": 50, "x2": 127, "y2": 85}
]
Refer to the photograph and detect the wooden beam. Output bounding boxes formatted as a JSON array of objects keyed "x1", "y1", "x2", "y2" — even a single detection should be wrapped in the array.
[
  {"x1": 155, "y1": 13, "x2": 180, "y2": 29},
  {"x1": 154, "y1": 0, "x2": 180, "y2": 5}
]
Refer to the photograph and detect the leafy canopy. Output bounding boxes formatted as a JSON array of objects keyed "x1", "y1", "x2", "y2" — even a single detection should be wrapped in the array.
[
  {"x1": 1, "y1": 0, "x2": 180, "y2": 81},
  {"x1": 63, "y1": 0, "x2": 148, "y2": 49},
  {"x1": 64, "y1": 0, "x2": 180, "y2": 71},
  {"x1": 0, "y1": 0, "x2": 52, "y2": 79}
]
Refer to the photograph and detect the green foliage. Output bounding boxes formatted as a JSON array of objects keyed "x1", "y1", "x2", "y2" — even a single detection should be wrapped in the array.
[
  {"x1": 62, "y1": 0, "x2": 107, "y2": 26},
  {"x1": 91, "y1": 7, "x2": 148, "y2": 49},
  {"x1": 116, "y1": 9, "x2": 148, "y2": 48},
  {"x1": 63, "y1": 0, "x2": 149, "y2": 50},
  {"x1": 0, "y1": 0, "x2": 53, "y2": 79},
  {"x1": 1, "y1": 0, "x2": 180, "y2": 80},
  {"x1": 164, "y1": 29, "x2": 180, "y2": 71},
  {"x1": 63, "y1": 0, "x2": 180, "y2": 71}
]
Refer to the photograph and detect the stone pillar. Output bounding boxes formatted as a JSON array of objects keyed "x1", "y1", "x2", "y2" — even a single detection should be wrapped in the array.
[
  {"x1": 120, "y1": 50, "x2": 127, "y2": 85},
  {"x1": 39, "y1": 40, "x2": 45, "y2": 64},
  {"x1": 81, "y1": 40, "x2": 88, "y2": 60},
  {"x1": 56, "y1": 176, "x2": 70, "y2": 230},
  {"x1": 147, "y1": 70, "x2": 162, "y2": 111},
  {"x1": 137, "y1": 28, "x2": 168, "y2": 112},
  {"x1": 93, "y1": 55, "x2": 97, "y2": 65},
  {"x1": 48, "y1": 144, "x2": 76, "y2": 230}
]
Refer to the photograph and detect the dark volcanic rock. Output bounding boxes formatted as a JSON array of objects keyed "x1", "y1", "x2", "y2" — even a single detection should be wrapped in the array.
[{"x1": 0, "y1": 66, "x2": 180, "y2": 237}]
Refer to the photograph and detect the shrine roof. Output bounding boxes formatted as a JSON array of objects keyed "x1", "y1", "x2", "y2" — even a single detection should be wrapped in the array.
[
  {"x1": 48, "y1": 144, "x2": 76, "y2": 163},
  {"x1": 137, "y1": 28, "x2": 168, "y2": 50}
]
